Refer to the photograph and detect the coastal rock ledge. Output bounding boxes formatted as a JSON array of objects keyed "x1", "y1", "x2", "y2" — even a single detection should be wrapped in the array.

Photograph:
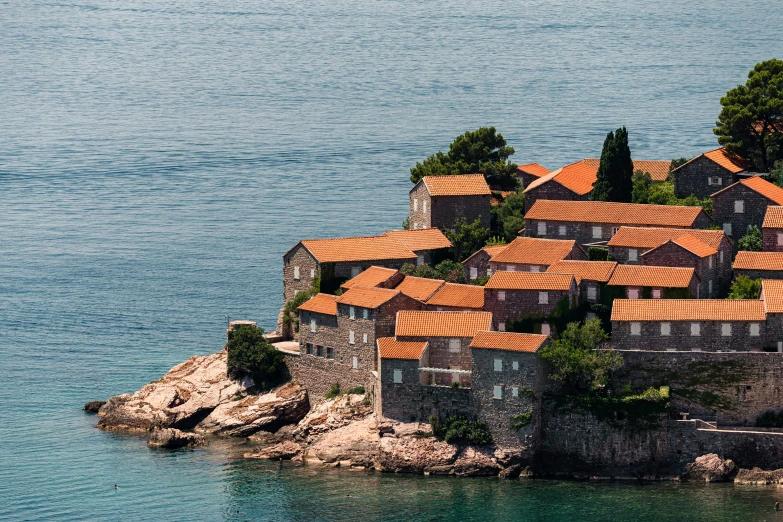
[
  {"x1": 680, "y1": 454, "x2": 738, "y2": 483},
  {"x1": 147, "y1": 428, "x2": 208, "y2": 449}
]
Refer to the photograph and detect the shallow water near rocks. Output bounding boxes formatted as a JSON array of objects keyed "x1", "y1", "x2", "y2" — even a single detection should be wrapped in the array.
[{"x1": 3, "y1": 0, "x2": 783, "y2": 520}]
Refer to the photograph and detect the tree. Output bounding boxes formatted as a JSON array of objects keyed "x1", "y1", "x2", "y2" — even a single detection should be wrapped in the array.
[
  {"x1": 591, "y1": 127, "x2": 635, "y2": 202},
  {"x1": 769, "y1": 160, "x2": 783, "y2": 188},
  {"x1": 445, "y1": 217, "x2": 490, "y2": 261},
  {"x1": 410, "y1": 127, "x2": 519, "y2": 190},
  {"x1": 227, "y1": 325, "x2": 285, "y2": 390},
  {"x1": 492, "y1": 191, "x2": 525, "y2": 241},
  {"x1": 631, "y1": 170, "x2": 652, "y2": 203},
  {"x1": 715, "y1": 59, "x2": 783, "y2": 172},
  {"x1": 538, "y1": 319, "x2": 622, "y2": 393},
  {"x1": 727, "y1": 275, "x2": 762, "y2": 300},
  {"x1": 737, "y1": 225, "x2": 763, "y2": 251},
  {"x1": 670, "y1": 157, "x2": 689, "y2": 172},
  {"x1": 400, "y1": 260, "x2": 466, "y2": 283}
]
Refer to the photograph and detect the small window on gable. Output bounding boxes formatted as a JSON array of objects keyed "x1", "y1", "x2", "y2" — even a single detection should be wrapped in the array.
[
  {"x1": 512, "y1": 361, "x2": 519, "y2": 370},
  {"x1": 393, "y1": 369, "x2": 402, "y2": 383},
  {"x1": 363, "y1": 309, "x2": 369, "y2": 319},
  {"x1": 494, "y1": 359, "x2": 503, "y2": 372},
  {"x1": 630, "y1": 322, "x2": 641, "y2": 336},
  {"x1": 734, "y1": 200, "x2": 745, "y2": 214},
  {"x1": 310, "y1": 319, "x2": 316, "y2": 332},
  {"x1": 493, "y1": 385, "x2": 503, "y2": 400},
  {"x1": 538, "y1": 291, "x2": 549, "y2": 305},
  {"x1": 498, "y1": 290, "x2": 506, "y2": 301},
  {"x1": 349, "y1": 330, "x2": 355, "y2": 344},
  {"x1": 349, "y1": 306, "x2": 355, "y2": 319},
  {"x1": 512, "y1": 387, "x2": 519, "y2": 398},
  {"x1": 413, "y1": 198, "x2": 418, "y2": 211},
  {"x1": 652, "y1": 289, "x2": 662, "y2": 299},
  {"x1": 537, "y1": 222, "x2": 547, "y2": 236},
  {"x1": 628, "y1": 248, "x2": 638, "y2": 262},
  {"x1": 558, "y1": 225, "x2": 567, "y2": 236},
  {"x1": 498, "y1": 322, "x2": 506, "y2": 332},
  {"x1": 720, "y1": 250, "x2": 724, "y2": 263},
  {"x1": 363, "y1": 333, "x2": 368, "y2": 344},
  {"x1": 708, "y1": 176, "x2": 722, "y2": 186},
  {"x1": 660, "y1": 322, "x2": 670, "y2": 336},
  {"x1": 423, "y1": 201, "x2": 427, "y2": 214},
  {"x1": 449, "y1": 339, "x2": 461, "y2": 353},
  {"x1": 750, "y1": 323, "x2": 760, "y2": 337},
  {"x1": 592, "y1": 226, "x2": 602, "y2": 239},
  {"x1": 294, "y1": 266, "x2": 300, "y2": 280},
  {"x1": 470, "y1": 266, "x2": 478, "y2": 280},
  {"x1": 691, "y1": 323, "x2": 700, "y2": 336},
  {"x1": 587, "y1": 286, "x2": 597, "y2": 301},
  {"x1": 721, "y1": 323, "x2": 731, "y2": 336},
  {"x1": 723, "y1": 223, "x2": 732, "y2": 236}
]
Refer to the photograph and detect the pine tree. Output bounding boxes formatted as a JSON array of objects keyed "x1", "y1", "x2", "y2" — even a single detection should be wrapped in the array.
[{"x1": 592, "y1": 127, "x2": 634, "y2": 202}]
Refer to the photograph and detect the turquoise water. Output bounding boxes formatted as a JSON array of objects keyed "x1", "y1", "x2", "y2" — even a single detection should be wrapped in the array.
[{"x1": 3, "y1": 0, "x2": 783, "y2": 520}]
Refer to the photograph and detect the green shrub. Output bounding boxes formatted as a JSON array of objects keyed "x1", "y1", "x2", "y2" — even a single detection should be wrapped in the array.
[
  {"x1": 510, "y1": 412, "x2": 533, "y2": 430},
  {"x1": 757, "y1": 410, "x2": 783, "y2": 428},
  {"x1": 344, "y1": 385, "x2": 365, "y2": 395},
  {"x1": 737, "y1": 225, "x2": 762, "y2": 252},
  {"x1": 588, "y1": 247, "x2": 611, "y2": 261},
  {"x1": 325, "y1": 382, "x2": 341, "y2": 399},
  {"x1": 432, "y1": 416, "x2": 493, "y2": 445},
  {"x1": 472, "y1": 275, "x2": 491, "y2": 286},
  {"x1": 226, "y1": 325, "x2": 285, "y2": 391},
  {"x1": 557, "y1": 386, "x2": 670, "y2": 429},
  {"x1": 727, "y1": 275, "x2": 762, "y2": 299}
]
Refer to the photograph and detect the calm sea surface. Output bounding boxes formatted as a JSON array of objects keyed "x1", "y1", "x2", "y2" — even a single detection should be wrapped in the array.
[{"x1": 2, "y1": 1, "x2": 783, "y2": 520}]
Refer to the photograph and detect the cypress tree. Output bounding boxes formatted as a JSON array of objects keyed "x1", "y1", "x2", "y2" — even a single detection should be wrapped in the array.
[
  {"x1": 591, "y1": 131, "x2": 615, "y2": 201},
  {"x1": 592, "y1": 126, "x2": 634, "y2": 202}
]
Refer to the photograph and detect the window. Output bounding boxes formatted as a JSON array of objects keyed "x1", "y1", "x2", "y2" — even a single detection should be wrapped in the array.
[
  {"x1": 652, "y1": 289, "x2": 662, "y2": 299},
  {"x1": 363, "y1": 333, "x2": 368, "y2": 344},
  {"x1": 628, "y1": 248, "x2": 638, "y2": 262},
  {"x1": 493, "y1": 385, "x2": 503, "y2": 399},
  {"x1": 660, "y1": 322, "x2": 670, "y2": 336},
  {"x1": 778, "y1": 232, "x2": 783, "y2": 246},
  {"x1": 326, "y1": 347, "x2": 335, "y2": 359},
  {"x1": 470, "y1": 267, "x2": 478, "y2": 280},
  {"x1": 352, "y1": 356, "x2": 359, "y2": 369},
  {"x1": 723, "y1": 223, "x2": 732, "y2": 236},
  {"x1": 317, "y1": 345, "x2": 324, "y2": 357},
  {"x1": 349, "y1": 330, "x2": 355, "y2": 344},
  {"x1": 734, "y1": 200, "x2": 745, "y2": 214},
  {"x1": 512, "y1": 387, "x2": 519, "y2": 398},
  {"x1": 541, "y1": 323, "x2": 551, "y2": 336},
  {"x1": 587, "y1": 286, "x2": 597, "y2": 301},
  {"x1": 498, "y1": 290, "x2": 506, "y2": 301},
  {"x1": 630, "y1": 322, "x2": 641, "y2": 336},
  {"x1": 506, "y1": 264, "x2": 516, "y2": 272},
  {"x1": 558, "y1": 225, "x2": 567, "y2": 236},
  {"x1": 537, "y1": 222, "x2": 547, "y2": 236},
  {"x1": 627, "y1": 288, "x2": 640, "y2": 299},
  {"x1": 720, "y1": 250, "x2": 724, "y2": 263},
  {"x1": 351, "y1": 266, "x2": 362, "y2": 278},
  {"x1": 423, "y1": 201, "x2": 427, "y2": 214},
  {"x1": 709, "y1": 256, "x2": 714, "y2": 269},
  {"x1": 449, "y1": 339, "x2": 461, "y2": 353},
  {"x1": 436, "y1": 307, "x2": 443, "y2": 311},
  {"x1": 494, "y1": 359, "x2": 503, "y2": 372},
  {"x1": 708, "y1": 176, "x2": 722, "y2": 186},
  {"x1": 393, "y1": 369, "x2": 402, "y2": 383},
  {"x1": 530, "y1": 265, "x2": 541, "y2": 273},
  {"x1": 362, "y1": 309, "x2": 369, "y2": 319},
  {"x1": 498, "y1": 322, "x2": 506, "y2": 332},
  {"x1": 310, "y1": 318, "x2": 316, "y2": 332},
  {"x1": 512, "y1": 361, "x2": 519, "y2": 370},
  {"x1": 611, "y1": 227, "x2": 620, "y2": 236},
  {"x1": 306, "y1": 343, "x2": 313, "y2": 355},
  {"x1": 721, "y1": 323, "x2": 732, "y2": 337},
  {"x1": 294, "y1": 266, "x2": 300, "y2": 280},
  {"x1": 413, "y1": 223, "x2": 419, "y2": 230},
  {"x1": 417, "y1": 255, "x2": 424, "y2": 266},
  {"x1": 413, "y1": 199, "x2": 418, "y2": 211},
  {"x1": 696, "y1": 283, "x2": 701, "y2": 299},
  {"x1": 349, "y1": 306, "x2": 355, "y2": 319},
  {"x1": 708, "y1": 280, "x2": 713, "y2": 296},
  {"x1": 538, "y1": 292, "x2": 549, "y2": 304},
  {"x1": 592, "y1": 226, "x2": 602, "y2": 239},
  {"x1": 750, "y1": 323, "x2": 760, "y2": 336},
  {"x1": 690, "y1": 323, "x2": 700, "y2": 336}
]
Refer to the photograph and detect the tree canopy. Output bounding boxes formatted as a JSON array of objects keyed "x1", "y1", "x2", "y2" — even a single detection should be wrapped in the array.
[
  {"x1": 737, "y1": 225, "x2": 763, "y2": 251},
  {"x1": 400, "y1": 259, "x2": 466, "y2": 283},
  {"x1": 715, "y1": 59, "x2": 783, "y2": 172},
  {"x1": 491, "y1": 191, "x2": 525, "y2": 241},
  {"x1": 410, "y1": 127, "x2": 519, "y2": 190},
  {"x1": 226, "y1": 325, "x2": 285, "y2": 391},
  {"x1": 591, "y1": 127, "x2": 634, "y2": 202},
  {"x1": 445, "y1": 217, "x2": 490, "y2": 262},
  {"x1": 727, "y1": 275, "x2": 762, "y2": 300}
]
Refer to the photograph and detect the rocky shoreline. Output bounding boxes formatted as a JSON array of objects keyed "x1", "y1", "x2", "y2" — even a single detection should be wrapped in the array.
[{"x1": 87, "y1": 349, "x2": 783, "y2": 482}]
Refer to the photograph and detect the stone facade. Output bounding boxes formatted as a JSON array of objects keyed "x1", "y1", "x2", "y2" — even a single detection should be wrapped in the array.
[
  {"x1": 409, "y1": 182, "x2": 491, "y2": 231},
  {"x1": 673, "y1": 155, "x2": 735, "y2": 199},
  {"x1": 524, "y1": 181, "x2": 586, "y2": 213},
  {"x1": 483, "y1": 283, "x2": 578, "y2": 332},
  {"x1": 711, "y1": 183, "x2": 774, "y2": 240},
  {"x1": 734, "y1": 268, "x2": 783, "y2": 280},
  {"x1": 283, "y1": 351, "x2": 373, "y2": 405},
  {"x1": 611, "y1": 319, "x2": 768, "y2": 352},
  {"x1": 641, "y1": 242, "x2": 729, "y2": 298},
  {"x1": 763, "y1": 226, "x2": 783, "y2": 252},
  {"x1": 463, "y1": 249, "x2": 493, "y2": 282},
  {"x1": 393, "y1": 336, "x2": 474, "y2": 386}
]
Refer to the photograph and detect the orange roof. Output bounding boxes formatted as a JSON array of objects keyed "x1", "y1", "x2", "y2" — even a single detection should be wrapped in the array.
[
  {"x1": 711, "y1": 176, "x2": 783, "y2": 206},
  {"x1": 583, "y1": 158, "x2": 672, "y2": 182},
  {"x1": 525, "y1": 160, "x2": 598, "y2": 196},
  {"x1": 422, "y1": 174, "x2": 491, "y2": 196},
  {"x1": 470, "y1": 331, "x2": 548, "y2": 353},
  {"x1": 611, "y1": 299, "x2": 765, "y2": 322},
  {"x1": 517, "y1": 163, "x2": 550, "y2": 178},
  {"x1": 377, "y1": 337, "x2": 428, "y2": 360},
  {"x1": 762, "y1": 280, "x2": 783, "y2": 314},
  {"x1": 396, "y1": 310, "x2": 492, "y2": 338},
  {"x1": 462, "y1": 244, "x2": 510, "y2": 266},
  {"x1": 734, "y1": 251, "x2": 783, "y2": 271},
  {"x1": 297, "y1": 293, "x2": 339, "y2": 316},
  {"x1": 394, "y1": 275, "x2": 445, "y2": 301},
  {"x1": 489, "y1": 237, "x2": 578, "y2": 266},
  {"x1": 341, "y1": 266, "x2": 400, "y2": 290},
  {"x1": 670, "y1": 235, "x2": 718, "y2": 258},
  {"x1": 763, "y1": 206, "x2": 783, "y2": 229},
  {"x1": 382, "y1": 229, "x2": 452, "y2": 252},
  {"x1": 426, "y1": 283, "x2": 484, "y2": 309},
  {"x1": 545, "y1": 260, "x2": 617, "y2": 283},
  {"x1": 607, "y1": 265, "x2": 695, "y2": 289},
  {"x1": 607, "y1": 227, "x2": 725, "y2": 250},
  {"x1": 485, "y1": 271, "x2": 574, "y2": 291},
  {"x1": 300, "y1": 235, "x2": 417, "y2": 263},
  {"x1": 337, "y1": 286, "x2": 400, "y2": 309},
  {"x1": 525, "y1": 200, "x2": 705, "y2": 227},
  {"x1": 703, "y1": 147, "x2": 747, "y2": 174}
]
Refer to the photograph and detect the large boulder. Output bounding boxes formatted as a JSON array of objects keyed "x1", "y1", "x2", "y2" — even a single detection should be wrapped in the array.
[
  {"x1": 292, "y1": 393, "x2": 372, "y2": 442},
  {"x1": 83, "y1": 400, "x2": 106, "y2": 414},
  {"x1": 453, "y1": 447, "x2": 502, "y2": 477},
  {"x1": 681, "y1": 454, "x2": 738, "y2": 482},
  {"x1": 734, "y1": 467, "x2": 783, "y2": 485},
  {"x1": 376, "y1": 433, "x2": 459, "y2": 474},
  {"x1": 245, "y1": 441, "x2": 303, "y2": 460},
  {"x1": 147, "y1": 428, "x2": 208, "y2": 449},
  {"x1": 305, "y1": 417, "x2": 380, "y2": 468}
]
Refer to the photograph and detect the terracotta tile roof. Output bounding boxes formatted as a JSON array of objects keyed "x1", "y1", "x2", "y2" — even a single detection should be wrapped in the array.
[
  {"x1": 607, "y1": 265, "x2": 695, "y2": 289},
  {"x1": 525, "y1": 200, "x2": 706, "y2": 227},
  {"x1": 470, "y1": 331, "x2": 548, "y2": 353},
  {"x1": 396, "y1": 310, "x2": 492, "y2": 338},
  {"x1": 394, "y1": 275, "x2": 445, "y2": 301},
  {"x1": 485, "y1": 271, "x2": 574, "y2": 291},
  {"x1": 733, "y1": 251, "x2": 783, "y2": 271},
  {"x1": 583, "y1": 158, "x2": 672, "y2": 183},
  {"x1": 545, "y1": 260, "x2": 617, "y2": 283},
  {"x1": 763, "y1": 206, "x2": 783, "y2": 229},
  {"x1": 712, "y1": 176, "x2": 783, "y2": 206},
  {"x1": 489, "y1": 237, "x2": 579, "y2": 266},
  {"x1": 607, "y1": 227, "x2": 725, "y2": 250},
  {"x1": 382, "y1": 229, "x2": 452, "y2": 252},
  {"x1": 517, "y1": 163, "x2": 550, "y2": 178},
  {"x1": 426, "y1": 283, "x2": 484, "y2": 309},
  {"x1": 762, "y1": 280, "x2": 783, "y2": 314},
  {"x1": 297, "y1": 293, "x2": 339, "y2": 316},
  {"x1": 703, "y1": 147, "x2": 748, "y2": 174},
  {"x1": 461, "y1": 244, "x2": 510, "y2": 266},
  {"x1": 670, "y1": 235, "x2": 718, "y2": 258},
  {"x1": 377, "y1": 337, "x2": 428, "y2": 360},
  {"x1": 341, "y1": 266, "x2": 400, "y2": 290},
  {"x1": 337, "y1": 286, "x2": 400, "y2": 309},
  {"x1": 611, "y1": 299, "x2": 765, "y2": 322},
  {"x1": 422, "y1": 174, "x2": 491, "y2": 196},
  {"x1": 525, "y1": 160, "x2": 598, "y2": 196},
  {"x1": 300, "y1": 235, "x2": 417, "y2": 263}
]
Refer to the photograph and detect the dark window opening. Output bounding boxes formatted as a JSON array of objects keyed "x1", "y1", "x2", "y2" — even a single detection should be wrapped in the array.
[{"x1": 326, "y1": 347, "x2": 335, "y2": 359}]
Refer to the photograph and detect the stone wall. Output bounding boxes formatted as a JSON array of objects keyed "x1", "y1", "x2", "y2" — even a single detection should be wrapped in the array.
[
  {"x1": 483, "y1": 285, "x2": 577, "y2": 331},
  {"x1": 763, "y1": 226, "x2": 783, "y2": 252},
  {"x1": 712, "y1": 183, "x2": 773, "y2": 239},
  {"x1": 409, "y1": 183, "x2": 431, "y2": 230},
  {"x1": 734, "y1": 268, "x2": 783, "y2": 280},
  {"x1": 464, "y1": 249, "x2": 492, "y2": 282},
  {"x1": 431, "y1": 195, "x2": 492, "y2": 231},
  {"x1": 673, "y1": 155, "x2": 734, "y2": 199},
  {"x1": 611, "y1": 320, "x2": 767, "y2": 353},
  {"x1": 283, "y1": 244, "x2": 319, "y2": 302},
  {"x1": 283, "y1": 351, "x2": 373, "y2": 405},
  {"x1": 524, "y1": 182, "x2": 585, "y2": 213},
  {"x1": 642, "y1": 242, "x2": 730, "y2": 297},
  {"x1": 394, "y1": 336, "x2": 473, "y2": 386}
]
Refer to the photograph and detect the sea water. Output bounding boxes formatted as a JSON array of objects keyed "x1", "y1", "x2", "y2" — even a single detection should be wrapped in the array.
[{"x1": 2, "y1": 1, "x2": 783, "y2": 520}]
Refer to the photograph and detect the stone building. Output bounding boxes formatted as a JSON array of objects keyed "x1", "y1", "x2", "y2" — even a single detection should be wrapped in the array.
[
  {"x1": 409, "y1": 174, "x2": 491, "y2": 231},
  {"x1": 607, "y1": 264, "x2": 699, "y2": 299},
  {"x1": 523, "y1": 160, "x2": 597, "y2": 212},
  {"x1": 761, "y1": 280, "x2": 783, "y2": 352},
  {"x1": 763, "y1": 206, "x2": 783, "y2": 252},
  {"x1": 611, "y1": 298, "x2": 768, "y2": 352},
  {"x1": 640, "y1": 235, "x2": 729, "y2": 298},
  {"x1": 545, "y1": 260, "x2": 617, "y2": 303},
  {"x1": 516, "y1": 163, "x2": 550, "y2": 189},
  {"x1": 425, "y1": 283, "x2": 485, "y2": 311},
  {"x1": 381, "y1": 228, "x2": 453, "y2": 265},
  {"x1": 340, "y1": 266, "x2": 403, "y2": 292},
  {"x1": 733, "y1": 252, "x2": 783, "y2": 280},
  {"x1": 671, "y1": 147, "x2": 749, "y2": 199},
  {"x1": 483, "y1": 271, "x2": 578, "y2": 333},
  {"x1": 711, "y1": 176, "x2": 783, "y2": 239},
  {"x1": 394, "y1": 274, "x2": 445, "y2": 301},
  {"x1": 524, "y1": 200, "x2": 711, "y2": 249},
  {"x1": 487, "y1": 236, "x2": 586, "y2": 274},
  {"x1": 607, "y1": 227, "x2": 731, "y2": 268},
  {"x1": 580, "y1": 159, "x2": 672, "y2": 183},
  {"x1": 462, "y1": 244, "x2": 508, "y2": 282}
]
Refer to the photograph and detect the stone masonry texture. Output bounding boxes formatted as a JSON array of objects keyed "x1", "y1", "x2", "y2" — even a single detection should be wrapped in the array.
[{"x1": 674, "y1": 155, "x2": 735, "y2": 199}]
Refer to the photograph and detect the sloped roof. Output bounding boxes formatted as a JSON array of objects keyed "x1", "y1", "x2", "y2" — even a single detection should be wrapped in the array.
[
  {"x1": 762, "y1": 280, "x2": 783, "y2": 314},
  {"x1": 297, "y1": 293, "x2": 339, "y2": 316},
  {"x1": 394, "y1": 275, "x2": 445, "y2": 301},
  {"x1": 422, "y1": 174, "x2": 491, "y2": 196},
  {"x1": 396, "y1": 310, "x2": 493, "y2": 338},
  {"x1": 489, "y1": 236, "x2": 578, "y2": 266},
  {"x1": 525, "y1": 200, "x2": 706, "y2": 227},
  {"x1": 382, "y1": 229, "x2": 452, "y2": 252},
  {"x1": 524, "y1": 160, "x2": 598, "y2": 196},
  {"x1": 710, "y1": 176, "x2": 783, "y2": 205},
  {"x1": 341, "y1": 266, "x2": 400, "y2": 290},
  {"x1": 703, "y1": 147, "x2": 748, "y2": 174},
  {"x1": 734, "y1": 251, "x2": 783, "y2": 271},
  {"x1": 607, "y1": 265, "x2": 695, "y2": 289},
  {"x1": 611, "y1": 299, "x2": 765, "y2": 322},
  {"x1": 607, "y1": 227, "x2": 725, "y2": 250},
  {"x1": 763, "y1": 206, "x2": 783, "y2": 229},
  {"x1": 377, "y1": 338, "x2": 428, "y2": 360},
  {"x1": 671, "y1": 235, "x2": 718, "y2": 258},
  {"x1": 583, "y1": 158, "x2": 672, "y2": 182},
  {"x1": 485, "y1": 271, "x2": 574, "y2": 291},
  {"x1": 299, "y1": 235, "x2": 417, "y2": 263},
  {"x1": 337, "y1": 286, "x2": 400, "y2": 309},
  {"x1": 545, "y1": 260, "x2": 617, "y2": 283},
  {"x1": 517, "y1": 163, "x2": 550, "y2": 178},
  {"x1": 426, "y1": 283, "x2": 484, "y2": 309},
  {"x1": 462, "y1": 244, "x2": 510, "y2": 266},
  {"x1": 470, "y1": 331, "x2": 548, "y2": 353}
]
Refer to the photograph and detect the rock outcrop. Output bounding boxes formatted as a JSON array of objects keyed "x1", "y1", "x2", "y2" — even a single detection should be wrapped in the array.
[
  {"x1": 681, "y1": 454, "x2": 738, "y2": 482},
  {"x1": 734, "y1": 467, "x2": 783, "y2": 485},
  {"x1": 246, "y1": 440, "x2": 303, "y2": 460},
  {"x1": 147, "y1": 428, "x2": 208, "y2": 449},
  {"x1": 83, "y1": 400, "x2": 106, "y2": 414}
]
